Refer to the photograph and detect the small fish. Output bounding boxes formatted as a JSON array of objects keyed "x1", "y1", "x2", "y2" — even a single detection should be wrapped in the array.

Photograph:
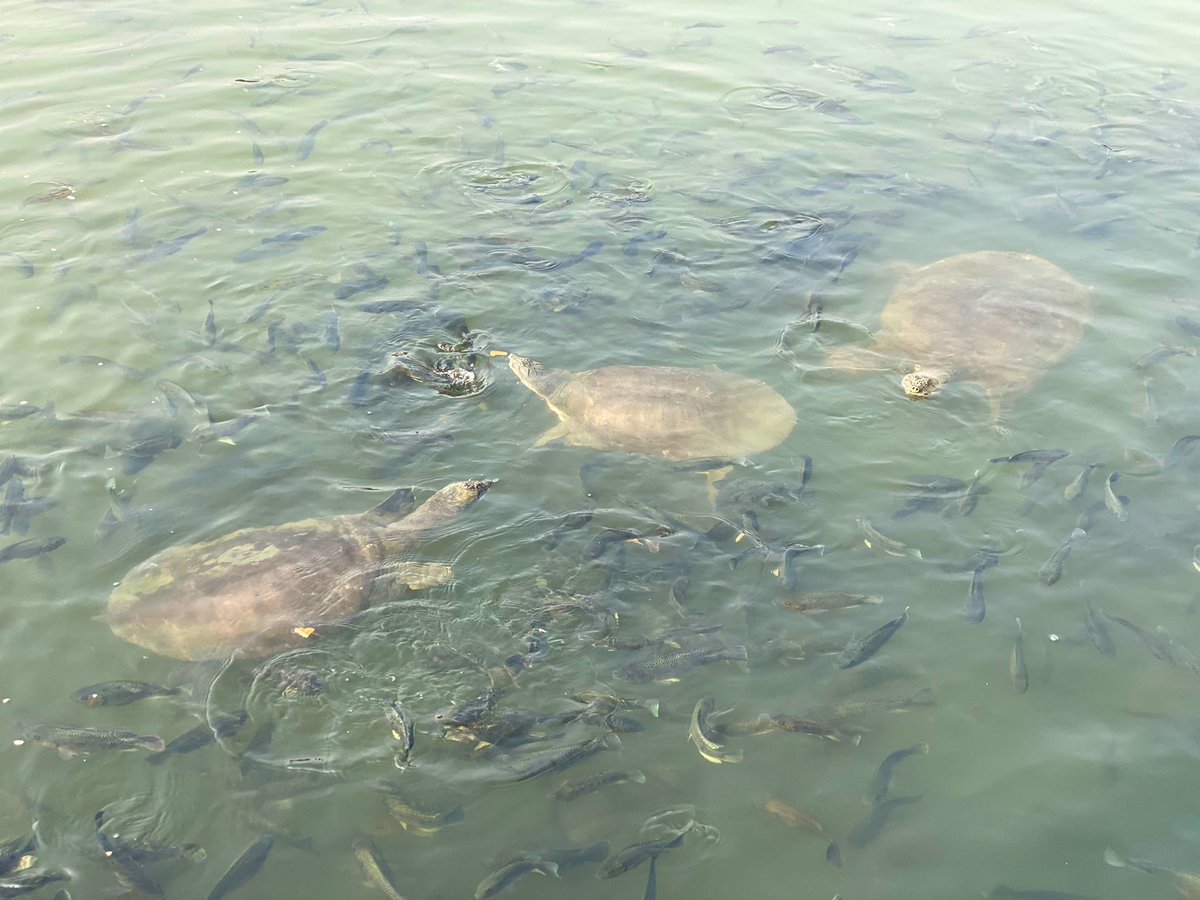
[
  {"x1": 474, "y1": 859, "x2": 559, "y2": 899},
  {"x1": 765, "y1": 715, "x2": 857, "y2": 743},
  {"x1": 263, "y1": 225, "x2": 327, "y2": 243},
  {"x1": 956, "y1": 469, "x2": 988, "y2": 516},
  {"x1": 826, "y1": 841, "x2": 844, "y2": 868},
  {"x1": 233, "y1": 173, "x2": 288, "y2": 189},
  {"x1": 965, "y1": 561, "x2": 989, "y2": 623},
  {"x1": 1063, "y1": 463, "x2": 1103, "y2": 501},
  {"x1": 0, "y1": 867, "x2": 70, "y2": 895},
  {"x1": 1011, "y1": 618, "x2": 1028, "y2": 693},
  {"x1": 847, "y1": 795, "x2": 922, "y2": 847},
  {"x1": 507, "y1": 733, "x2": 621, "y2": 782},
  {"x1": 1104, "y1": 848, "x2": 1200, "y2": 896},
  {"x1": 147, "y1": 710, "x2": 249, "y2": 764},
  {"x1": 335, "y1": 263, "x2": 388, "y2": 300},
  {"x1": 857, "y1": 518, "x2": 922, "y2": 559},
  {"x1": 988, "y1": 449, "x2": 1070, "y2": 487},
  {"x1": 1083, "y1": 600, "x2": 1116, "y2": 656},
  {"x1": 0, "y1": 537, "x2": 66, "y2": 564},
  {"x1": 837, "y1": 607, "x2": 910, "y2": 669},
  {"x1": 353, "y1": 837, "x2": 405, "y2": 900},
  {"x1": 863, "y1": 742, "x2": 929, "y2": 805},
  {"x1": 759, "y1": 797, "x2": 825, "y2": 832},
  {"x1": 1176, "y1": 315, "x2": 1200, "y2": 338},
  {"x1": 384, "y1": 699, "x2": 414, "y2": 765},
  {"x1": 616, "y1": 644, "x2": 748, "y2": 683},
  {"x1": 204, "y1": 300, "x2": 217, "y2": 345},
  {"x1": 1133, "y1": 344, "x2": 1196, "y2": 372},
  {"x1": 436, "y1": 688, "x2": 500, "y2": 727},
  {"x1": 1163, "y1": 434, "x2": 1200, "y2": 470},
  {"x1": 138, "y1": 227, "x2": 207, "y2": 264},
  {"x1": 551, "y1": 769, "x2": 646, "y2": 800},
  {"x1": 598, "y1": 828, "x2": 688, "y2": 878},
  {"x1": 987, "y1": 885, "x2": 1094, "y2": 898},
  {"x1": 95, "y1": 810, "x2": 164, "y2": 898},
  {"x1": 1105, "y1": 613, "x2": 1176, "y2": 662},
  {"x1": 73, "y1": 680, "x2": 182, "y2": 707},
  {"x1": 207, "y1": 835, "x2": 274, "y2": 900},
  {"x1": 22, "y1": 724, "x2": 164, "y2": 758},
  {"x1": 1039, "y1": 528, "x2": 1086, "y2": 587},
  {"x1": 59, "y1": 355, "x2": 147, "y2": 381},
  {"x1": 830, "y1": 686, "x2": 935, "y2": 719},
  {"x1": 623, "y1": 230, "x2": 667, "y2": 256},
  {"x1": 644, "y1": 854, "x2": 657, "y2": 900},
  {"x1": 321, "y1": 308, "x2": 340, "y2": 352},
  {"x1": 295, "y1": 119, "x2": 328, "y2": 161},
  {"x1": 376, "y1": 782, "x2": 463, "y2": 834},
  {"x1": 775, "y1": 592, "x2": 883, "y2": 613},
  {"x1": 689, "y1": 697, "x2": 742, "y2": 764},
  {"x1": 0, "y1": 835, "x2": 34, "y2": 876},
  {"x1": 1103, "y1": 472, "x2": 1129, "y2": 522}
]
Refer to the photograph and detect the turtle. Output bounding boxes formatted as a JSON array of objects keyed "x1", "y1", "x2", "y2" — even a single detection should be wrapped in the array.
[
  {"x1": 106, "y1": 479, "x2": 493, "y2": 661},
  {"x1": 506, "y1": 354, "x2": 796, "y2": 461},
  {"x1": 824, "y1": 251, "x2": 1090, "y2": 421}
]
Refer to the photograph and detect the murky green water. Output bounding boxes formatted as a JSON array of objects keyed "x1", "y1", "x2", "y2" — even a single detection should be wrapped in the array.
[{"x1": 4, "y1": 0, "x2": 1200, "y2": 897}]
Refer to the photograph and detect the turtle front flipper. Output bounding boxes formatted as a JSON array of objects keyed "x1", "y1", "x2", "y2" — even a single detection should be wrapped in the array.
[
  {"x1": 533, "y1": 422, "x2": 571, "y2": 448},
  {"x1": 372, "y1": 562, "x2": 454, "y2": 600}
]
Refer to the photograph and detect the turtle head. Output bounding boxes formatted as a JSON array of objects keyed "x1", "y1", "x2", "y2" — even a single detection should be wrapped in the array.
[
  {"x1": 506, "y1": 353, "x2": 571, "y2": 399},
  {"x1": 901, "y1": 368, "x2": 942, "y2": 399}
]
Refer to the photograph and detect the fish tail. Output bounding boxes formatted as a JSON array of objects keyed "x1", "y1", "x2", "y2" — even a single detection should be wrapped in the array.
[{"x1": 139, "y1": 736, "x2": 166, "y2": 753}]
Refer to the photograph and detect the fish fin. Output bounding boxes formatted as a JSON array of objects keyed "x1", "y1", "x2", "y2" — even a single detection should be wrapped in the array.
[
  {"x1": 533, "y1": 423, "x2": 569, "y2": 448},
  {"x1": 56, "y1": 746, "x2": 78, "y2": 760},
  {"x1": 1103, "y1": 847, "x2": 1127, "y2": 868},
  {"x1": 536, "y1": 862, "x2": 560, "y2": 878}
]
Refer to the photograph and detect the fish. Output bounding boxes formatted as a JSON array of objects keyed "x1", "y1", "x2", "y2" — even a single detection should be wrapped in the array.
[
  {"x1": 119, "y1": 842, "x2": 207, "y2": 865},
  {"x1": 965, "y1": 561, "x2": 989, "y2": 623},
  {"x1": 857, "y1": 517, "x2": 922, "y2": 559},
  {"x1": 1176, "y1": 315, "x2": 1200, "y2": 337},
  {"x1": 384, "y1": 699, "x2": 414, "y2": 765},
  {"x1": 137, "y1": 227, "x2": 207, "y2": 264},
  {"x1": 0, "y1": 835, "x2": 34, "y2": 876},
  {"x1": 1063, "y1": 463, "x2": 1104, "y2": 501},
  {"x1": 988, "y1": 449, "x2": 1070, "y2": 487},
  {"x1": 830, "y1": 686, "x2": 935, "y2": 719},
  {"x1": 1039, "y1": 528, "x2": 1087, "y2": 586},
  {"x1": 474, "y1": 859, "x2": 559, "y2": 899},
  {"x1": 263, "y1": 225, "x2": 327, "y2": 243},
  {"x1": 847, "y1": 794, "x2": 922, "y2": 847},
  {"x1": 376, "y1": 783, "x2": 463, "y2": 834},
  {"x1": 147, "y1": 710, "x2": 249, "y2": 764},
  {"x1": 765, "y1": 715, "x2": 858, "y2": 743},
  {"x1": 1103, "y1": 472, "x2": 1129, "y2": 522},
  {"x1": 321, "y1": 308, "x2": 340, "y2": 351},
  {"x1": 1011, "y1": 618, "x2": 1029, "y2": 693},
  {"x1": 551, "y1": 769, "x2": 646, "y2": 800},
  {"x1": 598, "y1": 828, "x2": 689, "y2": 878},
  {"x1": 95, "y1": 810, "x2": 164, "y2": 898},
  {"x1": 0, "y1": 867, "x2": 70, "y2": 895},
  {"x1": 0, "y1": 537, "x2": 66, "y2": 564},
  {"x1": 507, "y1": 732, "x2": 621, "y2": 782},
  {"x1": 436, "y1": 688, "x2": 500, "y2": 727},
  {"x1": 826, "y1": 841, "x2": 843, "y2": 868},
  {"x1": 204, "y1": 300, "x2": 217, "y2": 345},
  {"x1": 623, "y1": 230, "x2": 667, "y2": 256},
  {"x1": 1105, "y1": 613, "x2": 1176, "y2": 663},
  {"x1": 644, "y1": 854, "x2": 657, "y2": 900},
  {"x1": 335, "y1": 263, "x2": 388, "y2": 300},
  {"x1": 775, "y1": 592, "x2": 884, "y2": 613},
  {"x1": 986, "y1": 886, "x2": 1094, "y2": 899},
  {"x1": 1104, "y1": 847, "x2": 1200, "y2": 897},
  {"x1": 956, "y1": 469, "x2": 988, "y2": 515},
  {"x1": 616, "y1": 644, "x2": 748, "y2": 683},
  {"x1": 689, "y1": 697, "x2": 742, "y2": 764},
  {"x1": 73, "y1": 681, "x2": 182, "y2": 707},
  {"x1": 295, "y1": 119, "x2": 328, "y2": 161},
  {"x1": 584, "y1": 527, "x2": 645, "y2": 560},
  {"x1": 837, "y1": 607, "x2": 910, "y2": 669},
  {"x1": 233, "y1": 173, "x2": 289, "y2": 189},
  {"x1": 1081, "y1": 600, "x2": 1116, "y2": 657},
  {"x1": 59, "y1": 355, "x2": 148, "y2": 381},
  {"x1": 863, "y1": 742, "x2": 929, "y2": 805},
  {"x1": 20, "y1": 724, "x2": 164, "y2": 758},
  {"x1": 1133, "y1": 344, "x2": 1196, "y2": 372},
  {"x1": 207, "y1": 835, "x2": 274, "y2": 900},
  {"x1": 353, "y1": 837, "x2": 405, "y2": 900},
  {"x1": 759, "y1": 797, "x2": 825, "y2": 832},
  {"x1": 1163, "y1": 434, "x2": 1200, "y2": 469}
]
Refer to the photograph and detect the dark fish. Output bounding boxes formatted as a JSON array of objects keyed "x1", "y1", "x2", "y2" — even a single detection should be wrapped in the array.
[
  {"x1": 540, "y1": 509, "x2": 594, "y2": 549},
  {"x1": 0, "y1": 867, "x2": 70, "y2": 895},
  {"x1": 0, "y1": 835, "x2": 34, "y2": 878},
  {"x1": 22, "y1": 724, "x2": 164, "y2": 758},
  {"x1": 864, "y1": 742, "x2": 929, "y2": 805},
  {"x1": 301, "y1": 357, "x2": 326, "y2": 392},
  {"x1": 95, "y1": 810, "x2": 164, "y2": 898},
  {"x1": 965, "y1": 560, "x2": 989, "y2": 623},
  {"x1": 353, "y1": 837, "x2": 404, "y2": 900},
  {"x1": 204, "y1": 300, "x2": 217, "y2": 345},
  {"x1": 474, "y1": 859, "x2": 559, "y2": 900},
  {"x1": 207, "y1": 835, "x2": 274, "y2": 900},
  {"x1": 848, "y1": 794, "x2": 922, "y2": 847},
  {"x1": 0, "y1": 251, "x2": 34, "y2": 279},
  {"x1": 837, "y1": 607, "x2": 910, "y2": 669},
  {"x1": 623, "y1": 230, "x2": 667, "y2": 256},
  {"x1": 1083, "y1": 600, "x2": 1116, "y2": 656},
  {"x1": 826, "y1": 841, "x2": 843, "y2": 868},
  {"x1": 1176, "y1": 315, "x2": 1200, "y2": 338},
  {"x1": 1105, "y1": 613, "x2": 1176, "y2": 662},
  {"x1": 233, "y1": 243, "x2": 300, "y2": 264},
  {"x1": 295, "y1": 120, "x2": 328, "y2": 161},
  {"x1": 775, "y1": 592, "x2": 883, "y2": 613},
  {"x1": 147, "y1": 710, "x2": 249, "y2": 764},
  {"x1": 58, "y1": 355, "x2": 147, "y2": 381},
  {"x1": 1163, "y1": 434, "x2": 1200, "y2": 470},
  {"x1": 233, "y1": 174, "x2": 289, "y2": 189},
  {"x1": 584, "y1": 527, "x2": 645, "y2": 560},
  {"x1": 507, "y1": 732, "x2": 620, "y2": 782},
  {"x1": 0, "y1": 404, "x2": 40, "y2": 423},
  {"x1": 831, "y1": 687, "x2": 936, "y2": 719},
  {"x1": 1011, "y1": 618, "x2": 1028, "y2": 693},
  {"x1": 321, "y1": 308, "x2": 340, "y2": 351},
  {"x1": 384, "y1": 699, "x2": 414, "y2": 765},
  {"x1": 263, "y1": 225, "x2": 327, "y2": 243},
  {"x1": 956, "y1": 470, "x2": 988, "y2": 516},
  {"x1": 764, "y1": 44, "x2": 808, "y2": 54},
  {"x1": 360, "y1": 300, "x2": 417, "y2": 314},
  {"x1": 0, "y1": 537, "x2": 66, "y2": 564},
  {"x1": 598, "y1": 829, "x2": 687, "y2": 878},
  {"x1": 251, "y1": 142, "x2": 264, "y2": 165},
  {"x1": 1102, "y1": 847, "x2": 1200, "y2": 895},
  {"x1": 987, "y1": 885, "x2": 1094, "y2": 899},
  {"x1": 436, "y1": 688, "x2": 500, "y2": 727},
  {"x1": 138, "y1": 227, "x2": 207, "y2": 264},
  {"x1": 1133, "y1": 345, "x2": 1196, "y2": 372},
  {"x1": 1039, "y1": 528, "x2": 1086, "y2": 586},
  {"x1": 551, "y1": 768, "x2": 646, "y2": 800},
  {"x1": 73, "y1": 680, "x2": 181, "y2": 707},
  {"x1": 616, "y1": 644, "x2": 748, "y2": 683},
  {"x1": 1063, "y1": 463, "x2": 1103, "y2": 501},
  {"x1": 760, "y1": 797, "x2": 825, "y2": 832},
  {"x1": 988, "y1": 448, "x2": 1070, "y2": 487},
  {"x1": 689, "y1": 697, "x2": 742, "y2": 764},
  {"x1": 335, "y1": 264, "x2": 388, "y2": 300},
  {"x1": 765, "y1": 715, "x2": 856, "y2": 743},
  {"x1": 375, "y1": 782, "x2": 463, "y2": 834},
  {"x1": 1103, "y1": 472, "x2": 1129, "y2": 522},
  {"x1": 857, "y1": 518, "x2": 922, "y2": 559}
]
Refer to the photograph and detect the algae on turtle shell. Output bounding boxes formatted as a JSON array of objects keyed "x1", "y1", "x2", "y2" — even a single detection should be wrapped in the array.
[
  {"x1": 824, "y1": 251, "x2": 1090, "y2": 420},
  {"x1": 507, "y1": 354, "x2": 796, "y2": 461},
  {"x1": 106, "y1": 479, "x2": 493, "y2": 661}
]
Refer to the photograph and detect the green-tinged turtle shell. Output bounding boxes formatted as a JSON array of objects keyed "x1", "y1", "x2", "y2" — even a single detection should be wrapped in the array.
[
  {"x1": 507, "y1": 354, "x2": 796, "y2": 460},
  {"x1": 827, "y1": 251, "x2": 1090, "y2": 419},
  {"x1": 106, "y1": 479, "x2": 493, "y2": 661}
]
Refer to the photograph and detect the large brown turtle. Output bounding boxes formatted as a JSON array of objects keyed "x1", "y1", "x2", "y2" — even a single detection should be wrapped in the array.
[
  {"x1": 506, "y1": 354, "x2": 796, "y2": 460},
  {"x1": 825, "y1": 252, "x2": 1090, "y2": 421},
  {"x1": 106, "y1": 479, "x2": 493, "y2": 661}
]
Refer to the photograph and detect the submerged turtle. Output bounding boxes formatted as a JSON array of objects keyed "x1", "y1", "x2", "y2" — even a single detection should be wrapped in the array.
[
  {"x1": 507, "y1": 354, "x2": 796, "y2": 460},
  {"x1": 106, "y1": 479, "x2": 493, "y2": 661},
  {"x1": 825, "y1": 252, "x2": 1090, "y2": 420}
]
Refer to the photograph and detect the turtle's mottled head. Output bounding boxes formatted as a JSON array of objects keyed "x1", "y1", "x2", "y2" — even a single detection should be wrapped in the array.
[
  {"x1": 507, "y1": 353, "x2": 543, "y2": 389},
  {"x1": 901, "y1": 369, "x2": 941, "y2": 399}
]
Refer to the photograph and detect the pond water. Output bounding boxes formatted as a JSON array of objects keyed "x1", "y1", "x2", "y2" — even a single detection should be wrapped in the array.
[{"x1": 3, "y1": 0, "x2": 1200, "y2": 897}]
